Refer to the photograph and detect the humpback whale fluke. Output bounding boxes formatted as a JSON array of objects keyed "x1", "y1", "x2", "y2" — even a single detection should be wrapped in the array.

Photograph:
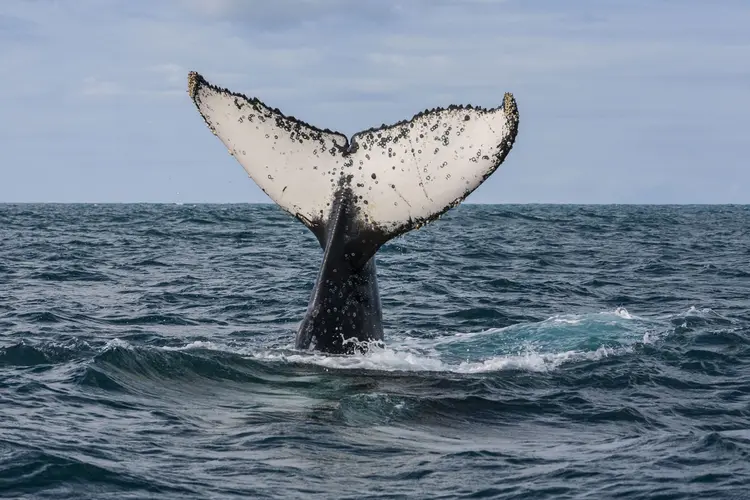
[{"x1": 188, "y1": 71, "x2": 519, "y2": 354}]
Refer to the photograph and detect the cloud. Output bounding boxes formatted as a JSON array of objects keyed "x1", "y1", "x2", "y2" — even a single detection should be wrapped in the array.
[
  {"x1": 80, "y1": 77, "x2": 125, "y2": 97},
  {"x1": 182, "y1": 0, "x2": 401, "y2": 28},
  {"x1": 149, "y1": 63, "x2": 186, "y2": 86},
  {"x1": 0, "y1": 0, "x2": 748, "y2": 203}
]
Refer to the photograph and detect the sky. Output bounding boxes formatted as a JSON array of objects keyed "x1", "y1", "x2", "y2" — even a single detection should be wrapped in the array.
[{"x1": 0, "y1": 0, "x2": 748, "y2": 204}]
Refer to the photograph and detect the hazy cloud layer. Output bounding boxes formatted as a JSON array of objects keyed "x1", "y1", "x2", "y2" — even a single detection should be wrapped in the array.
[{"x1": 1, "y1": 0, "x2": 748, "y2": 203}]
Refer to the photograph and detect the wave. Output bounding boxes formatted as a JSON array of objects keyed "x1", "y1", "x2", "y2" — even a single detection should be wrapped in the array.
[
  {"x1": 5, "y1": 307, "x2": 739, "y2": 395},
  {"x1": 80, "y1": 308, "x2": 662, "y2": 377},
  {"x1": 0, "y1": 340, "x2": 92, "y2": 367},
  {"x1": 0, "y1": 442, "x2": 191, "y2": 495},
  {"x1": 1, "y1": 307, "x2": 659, "y2": 368},
  {"x1": 250, "y1": 343, "x2": 622, "y2": 374}
]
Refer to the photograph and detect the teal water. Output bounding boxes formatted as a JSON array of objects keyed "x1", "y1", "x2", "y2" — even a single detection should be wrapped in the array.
[{"x1": 1, "y1": 204, "x2": 749, "y2": 499}]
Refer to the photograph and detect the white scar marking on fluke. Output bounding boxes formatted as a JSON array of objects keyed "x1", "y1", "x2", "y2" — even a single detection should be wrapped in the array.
[{"x1": 188, "y1": 72, "x2": 519, "y2": 237}]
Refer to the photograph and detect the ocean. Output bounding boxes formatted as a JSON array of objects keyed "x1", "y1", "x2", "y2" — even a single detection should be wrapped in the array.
[{"x1": 1, "y1": 203, "x2": 748, "y2": 499}]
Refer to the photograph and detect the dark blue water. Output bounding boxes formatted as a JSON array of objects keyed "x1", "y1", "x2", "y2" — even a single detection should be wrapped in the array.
[{"x1": 1, "y1": 204, "x2": 749, "y2": 499}]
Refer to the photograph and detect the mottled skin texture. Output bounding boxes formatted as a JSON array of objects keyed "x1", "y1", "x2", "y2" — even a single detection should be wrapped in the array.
[
  {"x1": 297, "y1": 189, "x2": 386, "y2": 353},
  {"x1": 187, "y1": 72, "x2": 520, "y2": 240}
]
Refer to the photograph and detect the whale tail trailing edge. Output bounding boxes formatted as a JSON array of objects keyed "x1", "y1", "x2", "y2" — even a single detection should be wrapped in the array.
[{"x1": 187, "y1": 71, "x2": 519, "y2": 255}]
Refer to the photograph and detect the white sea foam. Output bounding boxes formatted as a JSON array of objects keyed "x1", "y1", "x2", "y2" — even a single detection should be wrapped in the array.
[
  {"x1": 247, "y1": 342, "x2": 623, "y2": 374},
  {"x1": 92, "y1": 335, "x2": 630, "y2": 375},
  {"x1": 430, "y1": 308, "x2": 642, "y2": 347},
  {"x1": 684, "y1": 306, "x2": 714, "y2": 317},
  {"x1": 613, "y1": 307, "x2": 634, "y2": 319},
  {"x1": 161, "y1": 340, "x2": 228, "y2": 352},
  {"x1": 99, "y1": 308, "x2": 655, "y2": 375},
  {"x1": 239, "y1": 308, "x2": 651, "y2": 374},
  {"x1": 660, "y1": 306, "x2": 718, "y2": 321},
  {"x1": 642, "y1": 330, "x2": 660, "y2": 344},
  {"x1": 103, "y1": 338, "x2": 133, "y2": 351},
  {"x1": 542, "y1": 307, "x2": 639, "y2": 324}
]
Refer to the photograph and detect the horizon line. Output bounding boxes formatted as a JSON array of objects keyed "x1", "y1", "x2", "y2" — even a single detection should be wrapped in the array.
[{"x1": 1, "y1": 202, "x2": 748, "y2": 207}]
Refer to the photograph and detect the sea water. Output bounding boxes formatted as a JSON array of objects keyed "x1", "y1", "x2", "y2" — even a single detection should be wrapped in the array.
[{"x1": 1, "y1": 204, "x2": 748, "y2": 499}]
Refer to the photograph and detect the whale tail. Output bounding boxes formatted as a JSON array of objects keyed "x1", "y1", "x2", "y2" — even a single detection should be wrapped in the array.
[
  {"x1": 187, "y1": 72, "x2": 518, "y2": 258},
  {"x1": 187, "y1": 72, "x2": 519, "y2": 352}
]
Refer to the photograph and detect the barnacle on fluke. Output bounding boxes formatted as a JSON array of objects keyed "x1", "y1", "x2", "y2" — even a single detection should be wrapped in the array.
[{"x1": 187, "y1": 71, "x2": 519, "y2": 354}]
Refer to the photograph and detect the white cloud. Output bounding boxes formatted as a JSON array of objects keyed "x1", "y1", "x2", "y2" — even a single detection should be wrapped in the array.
[
  {"x1": 0, "y1": 0, "x2": 748, "y2": 202},
  {"x1": 80, "y1": 77, "x2": 126, "y2": 97},
  {"x1": 181, "y1": 0, "x2": 398, "y2": 28},
  {"x1": 149, "y1": 63, "x2": 186, "y2": 86}
]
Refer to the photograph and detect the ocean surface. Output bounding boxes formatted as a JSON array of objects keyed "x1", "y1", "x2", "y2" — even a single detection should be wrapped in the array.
[{"x1": 1, "y1": 203, "x2": 749, "y2": 499}]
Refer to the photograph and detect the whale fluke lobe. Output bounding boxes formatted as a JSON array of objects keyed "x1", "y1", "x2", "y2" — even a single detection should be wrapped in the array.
[{"x1": 188, "y1": 71, "x2": 519, "y2": 353}]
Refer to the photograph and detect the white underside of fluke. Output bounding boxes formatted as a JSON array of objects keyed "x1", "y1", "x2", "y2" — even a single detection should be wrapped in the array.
[{"x1": 188, "y1": 72, "x2": 518, "y2": 236}]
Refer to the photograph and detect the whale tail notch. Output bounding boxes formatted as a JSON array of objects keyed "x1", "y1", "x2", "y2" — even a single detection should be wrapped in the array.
[{"x1": 187, "y1": 71, "x2": 519, "y2": 257}]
